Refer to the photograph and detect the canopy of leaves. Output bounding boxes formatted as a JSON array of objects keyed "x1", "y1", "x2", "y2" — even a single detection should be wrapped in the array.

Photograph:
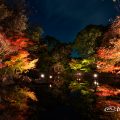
[
  {"x1": 69, "y1": 81, "x2": 91, "y2": 95},
  {"x1": 97, "y1": 16, "x2": 120, "y2": 74},
  {"x1": 0, "y1": 33, "x2": 38, "y2": 76},
  {"x1": 69, "y1": 58, "x2": 95, "y2": 72},
  {"x1": 74, "y1": 25, "x2": 105, "y2": 57}
]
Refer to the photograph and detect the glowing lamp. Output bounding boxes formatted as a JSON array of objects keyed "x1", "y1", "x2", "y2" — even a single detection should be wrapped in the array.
[
  {"x1": 49, "y1": 75, "x2": 53, "y2": 79},
  {"x1": 94, "y1": 80, "x2": 99, "y2": 86},
  {"x1": 94, "y1": 81, "x2": 97, "y2": 85},
  {"x1": 97, "y1": 65, "x2": 100, "y2": 68},
  {"x1": 96, "y1": 82, "x2": 99, "y2": 86},
  {"x1": 49, "y1": 84, "x2": 52, "y2": 88},
  {"x1": 93, "y1": 73, "x2": 98, "y2": 78},
  {"x1": 41, "y1": 74, "x2": 45, "y2": 78}
]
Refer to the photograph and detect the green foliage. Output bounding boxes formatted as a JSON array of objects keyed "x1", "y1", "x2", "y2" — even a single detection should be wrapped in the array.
[
  {"x1": 69, "y1": 81, "x2": 90, "y2": 93},
  {"x1": 69, "y1": 58, "x2": 95, "y2": 72},
  {"x1": 81, "y1": 89, "x2": 90, "y2": 95},
  {"x1": 74, "y1": 25, "x2": 104, "y2": 57}
]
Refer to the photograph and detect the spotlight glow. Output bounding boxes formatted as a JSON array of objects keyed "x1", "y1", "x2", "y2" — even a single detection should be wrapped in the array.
[
  {"x1": 93, "y1": 73, "x2": 98, "y2": 78},
  {"x1": 94, "y1": 80, "x2": 99, "y2": 86},
  {"x1": 49, "y1": 75, "x2": 53, "y2": 79},
  {"x1": 94, "y1": 81, "x2": 97, "y2": 85},
  {"x1": 49, "y1": 84, "x2": 52, "y2": 88},
  {"x1": 41, "y1": 74, "x2": 45, "y2": 78}
]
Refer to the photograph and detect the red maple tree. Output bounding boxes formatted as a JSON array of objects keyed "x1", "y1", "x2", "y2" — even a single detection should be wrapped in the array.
[{"x1": 97, "y1": 16, "x2": 120, "y2": 74}]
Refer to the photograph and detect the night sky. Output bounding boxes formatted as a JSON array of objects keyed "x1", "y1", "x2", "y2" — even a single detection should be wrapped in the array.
[{"x1": 27, "y1": 0, "x2": 118, "y2": 42}]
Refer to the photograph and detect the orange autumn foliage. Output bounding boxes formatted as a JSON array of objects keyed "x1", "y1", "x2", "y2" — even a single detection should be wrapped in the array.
[
  {"x1": 0, "y1": 33, "x2": 38, "y2": 74},
  {"x1": 96, "y1": 85, "x2": 120, "y2": 97},
  {"x1": 97, "y1": 16, "x2": 120, "y2": 74}
]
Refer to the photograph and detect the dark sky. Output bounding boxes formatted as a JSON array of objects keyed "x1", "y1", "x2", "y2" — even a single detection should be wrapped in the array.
[{"x1": 27, "y1": 0, "x2": 118, "y2": 42}]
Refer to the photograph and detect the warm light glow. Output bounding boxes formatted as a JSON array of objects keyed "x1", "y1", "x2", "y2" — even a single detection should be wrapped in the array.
[
  {"x1": 41, "y1": 74, "x2": 45, "y2": 78},
  {"x1": 97, "y1": 65, "x2": 100, "y2": 68},
  {"x1": 93, "y1": 73, "x2": 98, "y2": 78},
  {"x1": 49, "y1": 84, "x2": 52, "y2": 88},
  {"x1": 77, "y1": 72, "x2": 82, "y2": 76},
  {"x1": 94, "y1": 81, "x2": 97, "y2": 85},
  {"x1": 49, "y1": 75, "x2": 53, "y2": 79},
  {"x1": 94, "y1": 80, "x2": 99, "y2": 86},
  {"x1": 76, "y1": 78, "x2": 81, "y2": 81}
]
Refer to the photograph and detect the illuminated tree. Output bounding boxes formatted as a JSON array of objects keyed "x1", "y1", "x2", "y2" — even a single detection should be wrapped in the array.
[
  {"x1": 69, "y1": 58, "x2": 95, "y2": 72},
  {"x1": 5, "y1": 50, "x2": 38, "y2": 74},
  {"x1": 0, "y1": 0, "x2": 38, "y2": 78},
  {"x1": 74, "y1": 25, "x2": 104, "y2": 57},
  {"x1": 97, "y1": 16, "x2": 120, "y2": 74},
  {"x1": 0, "y1": 2, "x2": 38, "y2": 119},
  {"x1": 0, "y1": 34, "x2": 38, "y2": 77}
]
